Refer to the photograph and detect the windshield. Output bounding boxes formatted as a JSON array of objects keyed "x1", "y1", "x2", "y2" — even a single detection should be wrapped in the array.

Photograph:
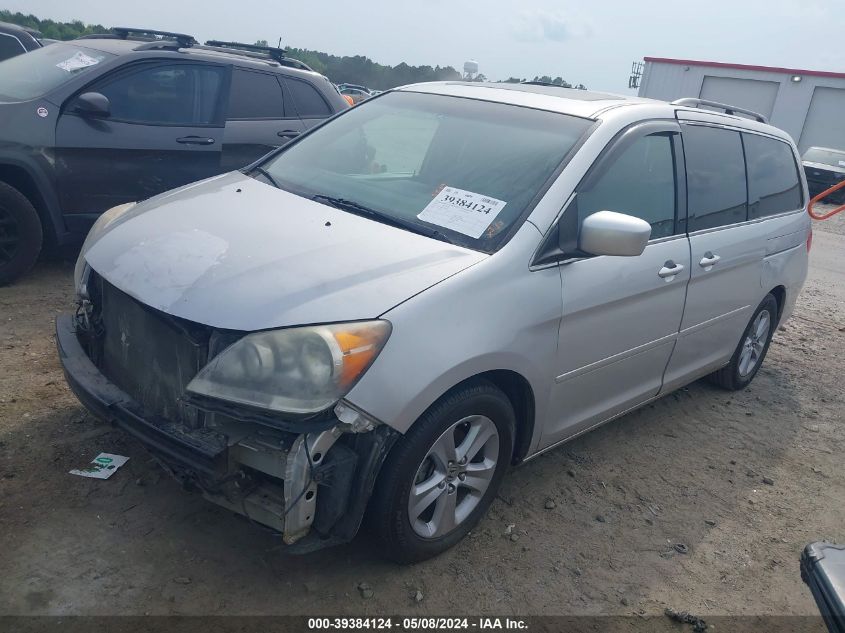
[
  {"x1": 260, "y1": 91, "x2": 592, "y2": 251},
  {"x1": 0, "y1": 43, "x2": 115, "y2": 101},
  {"x1": 803, "y1": 147, "x2": 845, "y2": 168}
]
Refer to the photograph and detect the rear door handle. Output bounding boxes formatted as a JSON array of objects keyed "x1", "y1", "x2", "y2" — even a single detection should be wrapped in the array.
[
  {"x1": 277, "y1": 130, "x2": 300, "y2": 139},
  {"x1": 176, "y1": 136, "x2": 215, "y2": 145},
  {"x1": 658, "y1": 260, "x2": 685, "y2": 279},
  {"x1": 699, "y1": 252, "x2": 721, "y2": 269}
]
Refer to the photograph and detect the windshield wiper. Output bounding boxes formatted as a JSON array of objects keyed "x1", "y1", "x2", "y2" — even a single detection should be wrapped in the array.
[
  {"x1": 311, "y1": 194, "x2": 454, "y2": 245},
  {"x1": 252, "y1": 166, "x2": 281, "y2": 189}
]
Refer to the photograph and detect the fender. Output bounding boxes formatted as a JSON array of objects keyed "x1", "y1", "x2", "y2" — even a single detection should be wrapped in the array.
[{"x1": 0, "y1": 152, "x2": 69, "y2": 244}]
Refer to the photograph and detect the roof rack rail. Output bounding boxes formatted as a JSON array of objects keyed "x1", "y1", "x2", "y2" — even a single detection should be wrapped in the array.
[
  {"x1": 522, "y1": 80, "x2": 567, "y2": 87},
  {"x1": 671, "y1": 97, "x2": 768, "y2": 124},
  {"x1": 202, "y1": 40, "x2": 314, "y2": 71},
  {"x1": 111, "y1": 27, "x2": 195, "y2": 48},
  {"x1": 75, "y1": 33, "x2": 121, "y2": 40}
]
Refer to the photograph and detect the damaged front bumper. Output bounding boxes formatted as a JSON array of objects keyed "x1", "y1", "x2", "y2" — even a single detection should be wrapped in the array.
[{"x1": 55, "y1": 313, "x2": 398, "y2": 552}]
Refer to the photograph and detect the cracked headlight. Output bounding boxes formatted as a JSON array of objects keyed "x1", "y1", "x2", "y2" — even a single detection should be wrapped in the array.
[
  {"x1": 74, "y1": 201, "x2": 137, "y2": 292},
  {"x1": 186, "y1": 321, "x2": 392, "y2": 415}
]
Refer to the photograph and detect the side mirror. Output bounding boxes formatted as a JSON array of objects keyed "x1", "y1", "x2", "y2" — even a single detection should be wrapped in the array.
[
  {"x1": 73, "y1": 92, "x2": 110, "y2": 118},
  {"x1": 578, "y1": 210, "x2": 651, "y2": 257}
]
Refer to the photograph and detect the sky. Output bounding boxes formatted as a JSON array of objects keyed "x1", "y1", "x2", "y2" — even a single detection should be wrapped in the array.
[{"x1": 6, "y1": 0, "x2": 844, "y2": 92}]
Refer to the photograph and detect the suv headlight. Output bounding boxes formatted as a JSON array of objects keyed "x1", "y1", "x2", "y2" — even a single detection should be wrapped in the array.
[
  {"x1": 74, "y1": 202, "x2": 137, "y2": 292},
  {"x1": 186, "y1": 321, "x2": 392, "y2": 415}
]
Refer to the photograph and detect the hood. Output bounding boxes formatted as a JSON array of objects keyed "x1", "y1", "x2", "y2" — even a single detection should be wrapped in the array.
[{"x1": 85, "y1": 172, "x2": 486, "y2": 331}]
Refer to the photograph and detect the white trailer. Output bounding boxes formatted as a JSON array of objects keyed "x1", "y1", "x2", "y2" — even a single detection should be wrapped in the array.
[{"x1": 638, "y1": 57, "x2": 845, "y2": 153}]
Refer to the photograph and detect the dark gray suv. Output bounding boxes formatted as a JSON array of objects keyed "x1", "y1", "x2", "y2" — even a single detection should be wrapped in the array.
[{"x1": 0, "y1": 28, "x2": 349, "y2": 284}]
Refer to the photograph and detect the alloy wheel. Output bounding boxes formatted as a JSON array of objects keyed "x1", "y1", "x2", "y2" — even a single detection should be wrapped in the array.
[
  {"x1": 408, "y1": 415, "x2": 500, "y2": 539},
  {"x1": 738, "y1": 308, "x2": 771, "y2": 377}
]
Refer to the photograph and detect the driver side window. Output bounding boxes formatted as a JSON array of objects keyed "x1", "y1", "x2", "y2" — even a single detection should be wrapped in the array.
[
  {"x1": 578, "y1": 133, "x2": 678, "y2": 239},
  {"x1": 93, "y1": 63, "x2": 225, "y2": 126}
]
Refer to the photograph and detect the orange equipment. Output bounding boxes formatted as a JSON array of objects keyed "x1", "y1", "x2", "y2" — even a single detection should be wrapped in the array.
[{"x1": 807, "y1": 179, "x2": 845, "y2": 220}]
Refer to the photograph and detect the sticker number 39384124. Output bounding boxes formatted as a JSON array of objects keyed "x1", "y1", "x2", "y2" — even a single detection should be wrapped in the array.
[{"x1": 417, "y1": 186, "x2": 507, "y2": 239}]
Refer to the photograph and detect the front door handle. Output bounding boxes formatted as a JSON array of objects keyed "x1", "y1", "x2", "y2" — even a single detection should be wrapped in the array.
[
  {"x1": 699, "y1": 252, "x2": 721, "y2": 269},
  {"x1": 658, "y1": 260, "x2": 685, "y2": 279},
  {"x1": 277, "y1": 130, "x2": 300, "y2": 139},
  {"x1": 176, "y1": 136, "x2": 215, "y2": 145}
]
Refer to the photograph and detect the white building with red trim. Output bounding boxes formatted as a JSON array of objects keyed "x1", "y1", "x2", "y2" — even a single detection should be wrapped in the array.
[{"x1": 637, "y1": 57, "x2": 845, "y2": 153}]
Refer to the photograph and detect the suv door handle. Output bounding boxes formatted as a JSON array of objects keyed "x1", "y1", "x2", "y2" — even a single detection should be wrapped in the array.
[
  {"x1": 277, "y1": 130, "x2": 300, "y2": 138},
  {"x1": 658, "y1": 260, "x2": 685, "y2": 279},
  {"x1": 176, "y1": 136, "x2": 215, "y2": 145},
  {"x1": 699, "y1": 252, "x2": 721, "y2": 269}
]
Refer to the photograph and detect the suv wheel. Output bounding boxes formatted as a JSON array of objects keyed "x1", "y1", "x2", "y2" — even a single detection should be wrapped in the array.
[
  {"x1": 368, "y1": 380, "x2": 514, "y2": 564},
  {"x1": 0, "y1": 182, "x2": 42, "y2": 285},
  {"x1": 709, "y1": 293, "x2": 778, "y2": 390}
]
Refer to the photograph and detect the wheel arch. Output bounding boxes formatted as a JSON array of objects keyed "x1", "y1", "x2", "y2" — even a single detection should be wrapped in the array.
[
  {"x1": 767, "y1": 284, "x2": 786, "y2": 323},
  {"x1": 417, "y1": 369, "x2": 536, "y2": 466},
  {"x1": 0, "y1": 160, "x2": 63, "y2": 246}
]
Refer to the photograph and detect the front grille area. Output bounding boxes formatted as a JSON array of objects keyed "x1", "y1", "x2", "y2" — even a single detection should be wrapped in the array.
[{"x1": 93, "y1": 276, "x2": 211, "y2": 428}]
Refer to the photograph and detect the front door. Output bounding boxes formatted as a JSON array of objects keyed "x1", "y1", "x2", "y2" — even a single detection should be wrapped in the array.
[
  {"x1": 541, "y1": 121, "x2": 690, "y2": 449},
  {"x1": 55, "y1": 61, "x2": 227, "y2": 225}
]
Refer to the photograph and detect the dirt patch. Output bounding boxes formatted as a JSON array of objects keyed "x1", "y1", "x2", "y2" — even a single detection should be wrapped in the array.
[{"x1": 0, "y1": 222, "x2": 843, "y2": 618}]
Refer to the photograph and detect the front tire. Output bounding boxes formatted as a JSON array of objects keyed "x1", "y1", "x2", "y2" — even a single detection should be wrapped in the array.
[
  {"x1": 368, "y1": 379, "x2": 515, "y2": 564},
  {"x1": 0, "y1": 182, "x2": 43, "y2": 286},
  {"x1": 709, "y1": 293, "x2": 778, "y2": 391}
]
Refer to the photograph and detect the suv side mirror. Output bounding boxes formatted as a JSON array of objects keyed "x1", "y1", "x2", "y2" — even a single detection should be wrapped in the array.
[
  {"x1": 73, "y1": 92, "x2": 110, "y2": 118},
  {"x1": 578, "y1": 210, "x2": 651, "y2": 257}
]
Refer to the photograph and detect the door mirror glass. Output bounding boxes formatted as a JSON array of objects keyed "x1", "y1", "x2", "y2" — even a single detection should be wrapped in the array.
[
  {"x1": 73, "y1": 91, "x2": 110, "y2": 118},
  {"x1": 577, "y1": 210, "x2": 651, "y2": 257}
]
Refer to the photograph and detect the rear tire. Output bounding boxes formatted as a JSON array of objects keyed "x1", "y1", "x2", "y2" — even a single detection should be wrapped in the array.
[
  {"x1": 709, "y1": 293, "x2": 778, "y2": 391},
  {"x1": 367, "y1": 379, "x2": 514, "y2": 564},
  {"x1": 0, "y1": 182, "x2": 42, "y2": 285}
]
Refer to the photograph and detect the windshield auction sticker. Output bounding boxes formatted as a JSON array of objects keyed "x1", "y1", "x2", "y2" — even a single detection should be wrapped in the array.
[
  {"x1": 417, "y1": 186, "x2": 507, "y2": 239},
  {"x1": 56, "y1": 51, "x2": 102, "y2": 73}
]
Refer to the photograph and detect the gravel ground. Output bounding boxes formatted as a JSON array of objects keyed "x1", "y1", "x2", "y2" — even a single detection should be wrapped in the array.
[{"x1": 0, "y1": 209, "x2": 843, "y2": 621}]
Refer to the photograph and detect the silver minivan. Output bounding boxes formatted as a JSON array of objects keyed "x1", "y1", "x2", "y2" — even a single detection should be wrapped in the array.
[{"x1": 57, "y1": 83, "x2": 811, "y2": 563}]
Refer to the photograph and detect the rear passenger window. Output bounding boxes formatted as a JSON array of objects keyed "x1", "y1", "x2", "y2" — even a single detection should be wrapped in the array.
[
  {"x1": 227, "y1": 69, "x2": 285, "y2": 120},
  {"x1": 286, "y1": 78, "x2": 331, "y2": 117},
  {"x1": 578, "y1": 134, "x2": 677, "y2": 239},
  {"x1": 743, "y1": 133, "x2": 802, "y2": 218},
  {"x1": 683, "y1": 124, "x2": 747, "y2": 231}
]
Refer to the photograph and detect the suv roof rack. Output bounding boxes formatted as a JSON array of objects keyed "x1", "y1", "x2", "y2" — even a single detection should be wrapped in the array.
[
  {"x1": 114, "y1": 27, "x2": 195, "y2": 48},
  {"x1": 76, "y1": 27, "x2": 196, "y2": 49},
  {"x1": 202, "y1": 40, "x2": 314, "y2": 71},
  {"x1": 671, "y1": 97, "x2": 768, "y2": 124}
]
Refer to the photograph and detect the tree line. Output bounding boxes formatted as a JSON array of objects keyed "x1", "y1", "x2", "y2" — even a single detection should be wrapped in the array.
[
  {"x1": 0, "y1": 10, "x2": 106, "y2": 40},
  {"x1": 267, "y1": 44, "x2": 463, "y2": 90},
  {"x1": 0, "y1": 11, "x2": 586, "y2": 90}
]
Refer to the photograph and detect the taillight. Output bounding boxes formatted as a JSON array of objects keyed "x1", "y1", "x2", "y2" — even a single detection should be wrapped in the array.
[{"x1": 807, "y1": 227, "x2": 813, "y2": 252}]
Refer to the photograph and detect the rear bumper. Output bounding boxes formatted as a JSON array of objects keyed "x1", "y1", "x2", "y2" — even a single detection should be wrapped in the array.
[{"x1": 55, "y1": 313, "x2": 228, "y2": 475}]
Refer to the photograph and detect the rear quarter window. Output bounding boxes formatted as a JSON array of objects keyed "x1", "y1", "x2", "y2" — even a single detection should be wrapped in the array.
[
  {"x1": 743, "y1": 133, "x2": 802, "y2": 218},
  {"x1": 682, "y1": 124, "x2": 748, "y2": 231},
  {"x1": 286, "y1": 77, "x2": 331, "y2": 117}
]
